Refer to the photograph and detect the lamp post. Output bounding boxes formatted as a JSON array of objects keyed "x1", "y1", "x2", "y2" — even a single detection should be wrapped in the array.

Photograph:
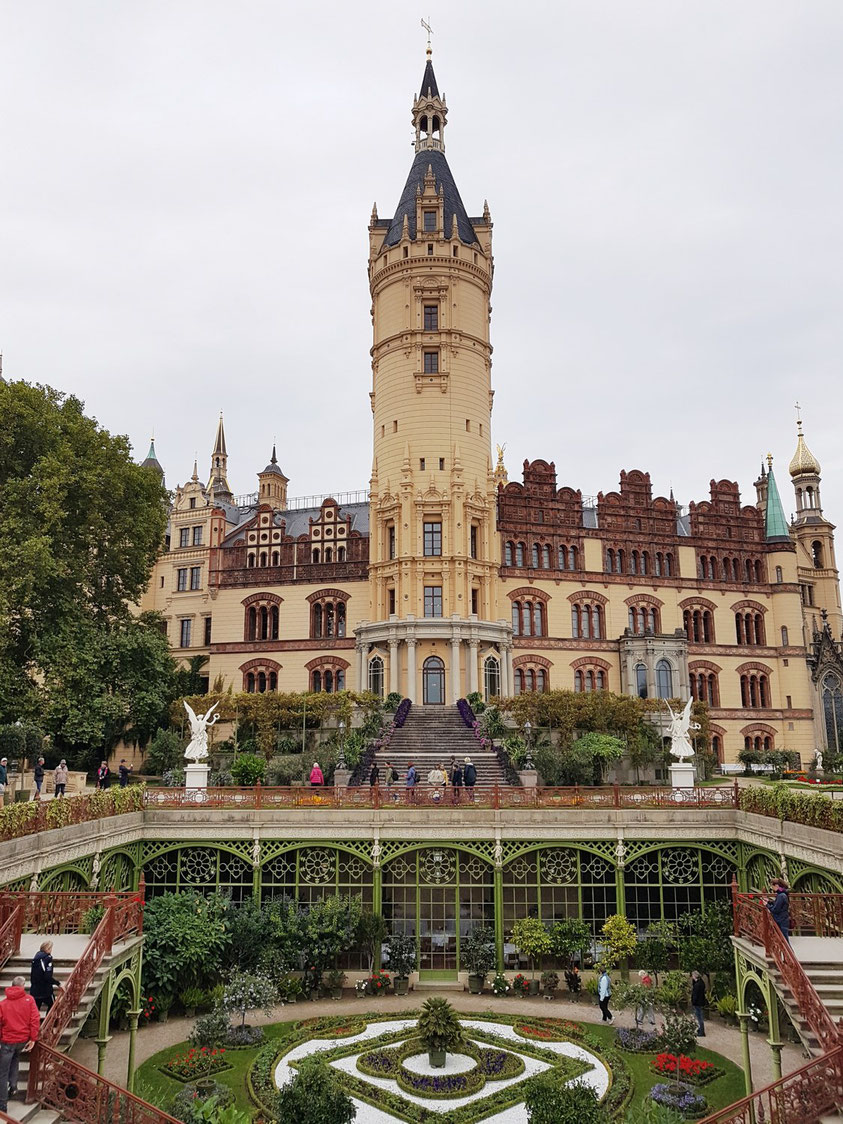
[
  {"x1": 523, "y1": 720, "x2": 534, "y2": 770},
  {"x1": 337, "y1": 719, "x2": 346, "y2": 769}
]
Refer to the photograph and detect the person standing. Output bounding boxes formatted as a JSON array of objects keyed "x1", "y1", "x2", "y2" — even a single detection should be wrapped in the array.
[
  {"x1": 30, "y1": 942, "x2": 62, "y2": 1013},
  {"x1": 450, "y1": 759, "x2": 463, "y2": 804},
  {"x1": 0, "y1": 759, "x2": 7, "y2": 806},
  {"x1": 635, "y1": 969, "x2": 657, "y2": 1028},
  {"x1": 427, "y1": 763, "x2": 446, "y2": 802},
  {"x1": 33, "y1": 758, "x2": 45, "y2": 800},
  {"x1": 53, "y1": 760, "x2": 68, "y2": 798},
  {"x1": 369, "y1": 762, "x2": 380, "y2": 791},
  {"x1": 96, "y1": 761, "x2": 109, "y2": 790},
  {"x1": 406, "y1": 761, "x2": 417, "y2": 804},
  {"x1": 597, "y1": 968, "x2": 613, "y2": 1023},
  {"x1": 385, "y1": 761, "x2": 399, "y2": 802},
  {"x1": 463, "y1": 757, "x2": 477, "y2": 800},
  {"x1": 767, "y1": 879, "x2": 791, "y2": 943},
  {"x1": 118, "y1": 760, "x2": 132, "y2": 787},
  {"x1": 309, "y1": 761, "x2": 324, "y2": 787},
  {"x1": 690, "y1": 971, "x2": 706, "y2": 1037},
  {"x1": 0, "y1": 975, "x2": 40, "y2": 1113}
]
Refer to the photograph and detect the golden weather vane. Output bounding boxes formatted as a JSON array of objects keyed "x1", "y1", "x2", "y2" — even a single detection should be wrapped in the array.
[
  {"x1": 421, "y1": 17, "x2": 433, "y2": 55},
  {"x1": 795, "y1": 400, "x2": 802, "y2": 426}
]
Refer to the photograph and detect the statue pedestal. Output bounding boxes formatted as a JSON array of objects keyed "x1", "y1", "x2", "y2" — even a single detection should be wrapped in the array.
[
  {"x1": 333, "y1": 767, "x2": 352, "y2": 789},
  {"x1": 669, "y1": 761, "x2": 697, "y2": 789},
  {"x1": 518, "y1": 769, "x2": 538, "y2": 788},
  {"x1": 185, "y1": 762, "x2": 210, "y2": 792}
]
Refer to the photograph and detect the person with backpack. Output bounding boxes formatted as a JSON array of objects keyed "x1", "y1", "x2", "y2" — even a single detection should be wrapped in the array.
[
  {"x1": 406, "y1": 762, "x2": 418, "y2": 804},
  {"x1": 450, "y1": 760, "x2": 463, "y2": 804},
  {"x1": 385, "y1": 761, "x2": 399, "y2": 802},
  {"x1": 463, "y1": 757, "x2": 477, "y2": 799}
]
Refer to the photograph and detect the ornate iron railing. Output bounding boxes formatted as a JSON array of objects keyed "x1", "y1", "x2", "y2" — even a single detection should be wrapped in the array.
[
  {"x1": 0, "y1": 785, "x2": 144, "y2": 842},
  {"x1": 698, "y1": 1045, "x2": 843, "y2": 1123},
  {"x1": 27, "y1": 1043, "x2": 180, "y2": 1123},
  {"x1": 143, "y1": 781, "x2": 740, "y2": 810},
  {"x1": 0, "y1": 903, "x2": 23, "y2": 971},
  {"x1": 0, "y1": 890, "x2": 138, "y2": 936}
]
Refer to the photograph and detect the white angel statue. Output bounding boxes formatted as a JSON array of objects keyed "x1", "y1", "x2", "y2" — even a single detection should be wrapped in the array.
[
  {"x1": 665, "y1": 698, "x2": 700, "y2": 762},
  {"x1": 183, "y1": 700, "x2": 220, "y2": 762}
]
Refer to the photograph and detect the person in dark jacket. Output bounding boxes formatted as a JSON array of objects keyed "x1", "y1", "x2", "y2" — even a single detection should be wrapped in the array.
[
  {"x1": 369, "y1": 763, "x2": 379, "y2": 790},
  {"x1": 450, "y1": 761, "x2": 463, "y2": 804},
  {"x1": 30, "y1": 941, "x2": 61, "y2": 1013},
  {"x1": 96, "y1": 761, "x2": 110, "y2": 790},
  {"x1": 33, "y1": 758, "x2": 45, "y2": 799},
  {"x1": 0, "y1": 758, "x2": 7, "y2": 806},
  {"x1": 118, "y1": 760, "x2": 132, "y2": 787},
  {"x1": 690, "y1": 970, "x2": 706, "y2": 1036},
  {"x1": 463, "y1": 757, "x2": 477, "y2": 799},
  {"x1": 766, "y1": 879, "x2": 790, "y2": 943}
]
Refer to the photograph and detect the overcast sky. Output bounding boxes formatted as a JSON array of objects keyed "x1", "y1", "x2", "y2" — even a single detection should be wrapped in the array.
[{"x1": 3, "y1": 1, "x2": 842, "y2": 522}]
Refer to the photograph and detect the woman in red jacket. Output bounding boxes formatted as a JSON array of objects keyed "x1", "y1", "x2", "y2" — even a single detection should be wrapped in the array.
[{"x1": 0, "y1": 976, "x2": 40, "y2": 1112}]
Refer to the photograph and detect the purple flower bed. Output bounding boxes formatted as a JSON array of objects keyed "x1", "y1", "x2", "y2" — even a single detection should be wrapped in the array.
[
  {"x1": 616, "y1": 1027, "x2": 661, "y2": 1053},
  {"x1": 649, "y1": 1081, "x2": 708, "y2": 1118},
  {"x1": 401, "y1": 1071, "x2": 470, "y2": 1094},
  {"x1": 457, "y1": 698, "x2": 475, "y2": 727},
  {"x1": 393, "y1": 699, "x2": 412, "y2": 728},
  {"x1": 359, "y1": 1048, "x2": 398, "y2": 1075}
]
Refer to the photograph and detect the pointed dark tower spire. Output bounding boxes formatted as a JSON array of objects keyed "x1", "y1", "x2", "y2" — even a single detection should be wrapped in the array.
[
  {"x1": 208, "y1": 412, "x2": 233, "y2": 502},
  {"x1": 140, "y1": 436, "x2": 164, "y2": 482},
  {"x1": 419, "y1": 57, "x2": 439, "y2": 99}
]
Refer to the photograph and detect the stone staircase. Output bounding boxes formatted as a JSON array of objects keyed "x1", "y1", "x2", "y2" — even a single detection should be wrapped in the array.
[{"x1": 372, "y1": 705, "x2": 510, "y2": 791}]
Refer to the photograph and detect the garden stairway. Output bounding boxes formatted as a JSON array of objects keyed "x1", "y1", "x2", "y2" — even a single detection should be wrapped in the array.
[{"x1": 372, "y1": 705, "x2": 510, "y2": 791}]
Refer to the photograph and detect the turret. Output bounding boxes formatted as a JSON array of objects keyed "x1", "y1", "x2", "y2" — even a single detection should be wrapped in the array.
[
  {"x1": 257, "y1": 445, "x2": 288, "y2": 511},
  {"x1": 208, "y1": 412, "x2": 233, "y2": 503},
  {"x1": 140, "y1": 436, "x2": 165, "y2": 483}
]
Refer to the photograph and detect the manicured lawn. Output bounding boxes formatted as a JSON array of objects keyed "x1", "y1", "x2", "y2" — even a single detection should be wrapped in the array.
[{"x1": 135, "y1": 1015, "x2": 745, "y2": 1121}]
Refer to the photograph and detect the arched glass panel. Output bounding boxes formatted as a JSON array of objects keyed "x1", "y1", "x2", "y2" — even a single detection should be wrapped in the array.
[
  {"x1": 656, "y1": 659, "x2": 673, "y2": 699},
  {"x1": 505, "y1": 542, "x2": 513, "y2": 566},
  {"x1": 533, "y1": 602, "x2": 543, "y2": 635},
  {"x1": 246, "y1": 672, "x2": 255, "y2": 693},
  {"x1": 368, "y1": 656, "x2": 384, "y2": 698},
  {"x1": 515, "y1": 543, "x2": 525, "y2": 567},
  {"x1": 337, "y1": 602, "x2": 346, "y2": 637},
  {"x1": 635, "y1": 663, "x2": 648, "y2": 699},
  {"x1": 537, "y1": 669, "x2": 547, "y2": 692},
  {"x1": 324, "y1": 669, "x2": 334, "y2": 693},
  {"x1": 484, "y1": 657, "x2": 500, "y2": 701},
  {"x1": 312, "y1": 670, "x2": 321, "y2": 692},
  {"x1": 336, "y1": 670, "x2": 345, "y2": 691},
  {"x1": 512, "y1": 602, "x2": 521, "y2": 634},
  {"x1": 312, "y1": 603, "x2": 322, "y2": 638},
  {"x1": 423, "y1": 656, "x2": 446, "y2": 705},
  {"x1": 514, "y1": 669, "x2": 524, "y2": 695},
  {"x1": 271, "y1": 605, "x2": 279, "y2": 640},
  {"x1": 574, "y1": 670, "x2": 583, "y2": 693}
]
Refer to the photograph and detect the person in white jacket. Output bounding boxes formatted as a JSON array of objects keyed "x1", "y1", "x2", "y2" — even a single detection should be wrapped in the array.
[{"x1": 597, "y1": 968, "x2": 613, "y2": 1022}]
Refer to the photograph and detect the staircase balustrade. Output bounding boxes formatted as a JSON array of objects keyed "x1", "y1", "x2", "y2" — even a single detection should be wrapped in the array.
[
  {"x1": 699, "y1": 1045, "x2": 843, "y2": 1124},
  {"x1": 0, "y1": 903, "x2": 23, "y2": 971},
  {"x1": 0, "y1": 890, "x2": 138, "y2": 939}
]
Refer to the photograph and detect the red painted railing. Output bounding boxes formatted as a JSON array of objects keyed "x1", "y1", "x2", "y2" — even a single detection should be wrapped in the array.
[
  {"x1": 698, "y1": 1045, "x2": 843, "y2": 1124},
  {"x1": 0, "y1": 890, "x2": 139, "y2": 937},
  {"x1": 0, "y1": 903, "x2": 23, "y2": 972},
  {"x1": 27, "y1": 1043, "x2": 180, "y2": 1123},
  {"x1": 143, "y1": 781, "x2": 740, "y2": 810}
]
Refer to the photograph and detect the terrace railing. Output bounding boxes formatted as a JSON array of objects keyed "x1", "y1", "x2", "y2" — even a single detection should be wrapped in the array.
[
  {"x1": 698, "y1": 1045, "x2": 843, "y2": 1124},
  {"x1": 0, "y1": 786, "x2": 144, "y2": 843},
  {"x1": 0, "y1": 889, "x2": 140, "y2": 938},
  {"x1": 143, "y1": 781, "x2": 740, "y2": 810}
]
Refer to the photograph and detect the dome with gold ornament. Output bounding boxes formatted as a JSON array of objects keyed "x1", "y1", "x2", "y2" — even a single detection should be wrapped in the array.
[{"x1": 789, "y1": 420, "x2": 821, "y2": 478}]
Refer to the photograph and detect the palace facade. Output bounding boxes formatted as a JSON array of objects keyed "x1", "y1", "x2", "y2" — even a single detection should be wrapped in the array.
[{"x1": 139, "y1": 48, "x2": 843, "y2": 767}]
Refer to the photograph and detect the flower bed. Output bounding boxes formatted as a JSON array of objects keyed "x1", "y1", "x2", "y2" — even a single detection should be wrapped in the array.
[
  {"x1": 651, "y1": 1053, "x2": 724, "y2": 1086},
  {"x1": 160, "y1": 1046, "x2": 230, "y2": 1083},
  {"x1": 294, "y1": 1015, "x2": 366, "y2": 1039},
  {"x1": 357, "y1": 1035, "x2": 525, "y2": 1097},
  {"x1": 649, "y1": 1080, "x2": 709, "y2": 1119},
  {"x1": 616, "y1": 1026, "x2": 661, "y2": 1053},
  {"x1": 514, "y1": 1017, "x2": 584, "y2": 1042}
]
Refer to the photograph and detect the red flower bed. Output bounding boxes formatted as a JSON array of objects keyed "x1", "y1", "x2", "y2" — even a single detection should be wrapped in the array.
[
  {"x1": 515, "y1": 1018, "x2": 583, "y2": 1041},
  {"x1": 161, "y1": 1046, "x2": 230, "y2": 1083},
  {"x1": 650, "y1": 1052, "x2": 724, "y2": 1086}
]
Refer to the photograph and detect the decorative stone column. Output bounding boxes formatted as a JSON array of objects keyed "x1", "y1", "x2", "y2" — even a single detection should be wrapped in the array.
[
  {"x1": 450, "y1": 637, "x2": 461, "y2": 702},
  {"x1": 406, "y1": 639, "x2": 417, "y2": 703},
  {"x1": 94, "y1": 1036, "x2": 111, "y2": 1076},
  {"x1": 500, "y1": 646, "x2": 510, "y2": 697},
  {"x1": 736, "y1": 1012, "x2": 754, "y2": 1096},
  {"x1": 357, "y1": 644, "x2": 367, "y2": 693},
  {"x1": 468, "y1": 642, "x2": 479, "y2": 694},
  {"x1": 126, "y1": 1009, "x2": 142, "y2": 1091},
  {"x1": 389, "y1": 640, "x2": 400, "y2": 695}
]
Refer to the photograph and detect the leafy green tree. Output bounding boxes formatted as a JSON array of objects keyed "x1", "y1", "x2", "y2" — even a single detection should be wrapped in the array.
[
  {"x1": 601, "y1": 914, "x2": 638, "y2": 969},
  {"x1": 142, "y1": 892, "x2": 230, "y2": 997},
  {"x1": 512, "y1": 917, "x2": 552, "y2": 979},
  {"x1": 223, "y1": 898, "x2": 278, "y2": 972},
  {"x1": 229, "y1": 753, "x2": 266, "y2": 786},
  {"x1": 525, "y1": 1077, "x2": 601, "y2": 1123},
  {"x1": 268, "y1": 898, "x2": 308, "y2": 972},
  {"x1": 417, "y1": 997, "x2": 464, "y2": 1055},
  {"x1": 143, "y1": 728, "x2": 184, "y2": 776},
  {"x1": 636, "y1": 919, "x2": 678, "y2": 983},
  {"x1": 0, "y1": 381, "x2": 168, "y2": 725},
  {"x1": 274, "y1": 1056, "x2": 356, "y2": 1124},
  {"x1": 304, "y1": 894, "x2": 363, "y2": 971},
  {"x1": 459, "y1": 925, "x2": 497, "y2": 980},
  {"x1": 356, "y1": 911, "x2": 388, "y2": 975},
  {"x1": 173, "y1": 655, "x2": 210, "y2": 699},
  {"x1": 222, "y1": 971, "x2": 278, "y2": 1028},
  {"x1": 550, "y1": 918, "x2": 592, "y2": 967},
  {"x1": 676, "y1": 901, "x2": 735, "y2": 982}
]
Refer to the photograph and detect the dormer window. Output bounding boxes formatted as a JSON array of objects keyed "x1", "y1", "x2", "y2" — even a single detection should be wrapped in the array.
[{"x1": 423, "y1": 211, "x2": 437, "y2": 232}]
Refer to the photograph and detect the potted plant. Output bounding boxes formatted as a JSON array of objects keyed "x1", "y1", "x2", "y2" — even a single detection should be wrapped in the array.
[
  {"x1": 385, "y1": 931, "x2": 417, "y2": 996},
  {"x1": 460, "y1": 925, "x2": 496, "y2": 995},
  {"x1": 512, "y1": 973, "x2": 530, "y2": 997},
  {"x1": 417, "y1": 996, "x2": 464, "y2": 1068},
  {"x1": 324, "y1": 969, "x2": 346, "y2": 1000},
  {"x1": 492, "y1": 972, "x2": 510, "y2": 997},
  {"x1": 512, "y1": 918, "x2": 552, "y2": 996},
  {"x1": 156, "y1": 993, "x2": 174, "y2": 1024},
  {"x1": 282, "y1": 975, "x2": 303, "y2": 1004},
  {"x1": 366, "y1": 969, "x2": 391, "y2": 996},
  {"x1": 541, "y1": 970, "x2": 560, "y2": 998},
  {"x1": 179, "y1": 987, "x2": 206, "y2": 1018}
]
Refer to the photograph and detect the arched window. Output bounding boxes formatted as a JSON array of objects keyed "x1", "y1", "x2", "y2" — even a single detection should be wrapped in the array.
[
  {"x1": 337, "y1": 546, "x2": 345, "y2": 562},
  {"x1": 511, "y1": 596, "x2": 547, "y2": 637},
  {"x1": 514, "y1": 669, "x2": 524, "y2": 695},
  {"x1": 271, "y1": 550, "x2": 279, "y2": 566},
  {"x1": 775, "y1": 566, "x2": 783, "y2": 584},
  {"x1": 712, "y1": 735, "x2": 722, "y2": 762},
  {"x1": 247, "y1": 606, "x2": 257, "y2": 640},
  {"x1": 537, "y1": 669, "x2": 547, "y2": 692},
  {"x1": 596, "y1": 670, "x2": 605, "y2": 690},
  {"x1": 325, "y1": 603, "x2": 335, "y2": 636},
  {"x1": 641, "y1": 551, "x2": 650, "y2": 575},
  {"x1": 423, "y1": 656, "x2": 445, "y2": 705},
  {"x1": 656, "y1": 659, "x2": 673, "y2": 699},
  {"x1": 512, "y1": 602, "x2": 521, "y2": 633},
  {"x1": 505, "y1": 541, "x2": 513, "y2": 566},
  {"x1": 813, "y1": 541, "x2": 824, "y2": 569},
  {"x1": 823, "y1": 673, "x2": 843, "y2": 752},
  {"x1": 781, "y1": 626, "x2": 789, "y2": 646},
  {"x1": 525, "y1": 669, "x2": 536, "y2": 693},
  {"x1": 568, "y1": 546, "x2": 578, "y2": 570},
  {"x1": 246, "y1": 672, "x2": 255, "y2": 693},
  {"x1": 532, "y1": 544, "x2": 540, "y2": 568},
  {"x1": 606, "y1": 548, "x2": 615, "y2": 573},
  {"x1": 368, "y1": 656, "x2": 384, "y2": 698},
  {"x1": 515, "y1": 542, "x2": 525, "y2": 567},
  {"x1": 559, "y1": 545, "x2": 568, "y2": 570},
  {"x1": 585, "y1": 670, "x2": 595, "y2": 692},
  {"x1": 533, "y1": 602, "x2": 543, "y2": 635},
  {"x1": 257, "y1": 671, "x2": 267, "y2": 693},
  {"x1": 635, "y1": 663, "x2": 648, "y2": 699},
  {"x1": 755, "y1": 560, "x2": 763, "y2": 583},
  {"x1": 631, "y1": 551, "x2": 639, "y2": 575},
  {"x1": 259, "y1": 552, "x2": 267, "y2": 567},
  {"x1": 312, "y1": 603, "x2": 323, "y2": 637},
  {"x1": 247, "y1": 554, "x2": 255, "y2": 568},
  {"x1": 655, "y1": 553, "x2": 663, "y2": 577},
  {"x1": 324, "y1": 547, "x2": 332, "y2": 563},
  {"x1": 312, "y1": 548, "x2": 320, "y2": 564},
  {"x1": 337, "y1": 602, "x2": 346, "y2": 637},
  {"x1": 269, "y1": 671, "x2": 277, "y2": 691},
  {"x1": 311, "y1": 670, "x2": 321, "y2": 692},
  {"x1": 324, "y1": 669, "x2": 334, "y2": 693},
  {"x1": 723, "y1": 558, "x2": 732, "y2": 581},
  {"x1": 542, "y1": 544, "x2": 551, "y2": 569},
  {"x1": 574, "y1": 670, "x2": 584, "y2": 692},
  {"x1": 616, "y1": 549, "x2": 625, "y2": 573},
  {"x1": 665, "y1": 553, "x2": 673, "y2": 577},
  {"x1": 571, "y1": 604, "x2": 580, "y2": 637},
  {"x1": 484, "y1": 657, "x2": 501, "y2": 700}
]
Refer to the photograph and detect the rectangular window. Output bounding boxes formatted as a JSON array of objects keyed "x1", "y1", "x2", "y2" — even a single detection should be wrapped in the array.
[
  {"x1": 424, "y1": 521, "x2": 442, "y2": 556},
  {"x1": 420, "y1": 458, "x2": 426, "y2": 471},
  {"x1": 427, "y1": 243, "x2": 434, "y2": 255},
  {"x1": 388, "y1": 588, "x2": 396, "y2": 615},
  {"x1": 423, "y1": 211, "x2": 437, "y2": 232},
  {"x1": 179, "y1": 619, "x2": 192, "y2": 648},
  {"x1": 177, "y1": 568, "x2": 188, "y2": 591},
  {"x1": 439, "y1": 457, "x2": 445, "y2": 471},
  {"x1": 423, "y1": 305, "x2": 438, "y2": 330},
  {"x1": 470, "y1": 525, "x2": 478, "y2": 559},
  {"x1": 471, "y1": 588, "x2": 479, "y2": 614},
  {"x1": 388, "y1": 524, "x2": 396, "y2": 559},
  {"x1": 204, "y1": 617, "x2": 212, "y2": 645},
  {"x1": 424, "y1": 585, "x2": 443, "y2": 618},
  {"x1": 189, "y1": 497, "x2": 196, "y2": 509},
  {"x1": 393, "y1": 419, "x2": 398, "y2": 432},
  {"x1": 423, "y1": 351, "x2": 439, "y2": 373},
  {"x1": 192, "y1": 526, "x2": 203, "y2": 546},
  {"x1": 190, "y1": 566, "x2": 202, "y2": 590},
  {"x1": 179, "y1": 528, "x2": 190, "y2": 548}
]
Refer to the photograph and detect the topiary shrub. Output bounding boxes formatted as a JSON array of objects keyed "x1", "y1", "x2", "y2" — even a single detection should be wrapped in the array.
[
  {"x1": 229, "y1": 753, "x2": 266, "y2": 786},
  {"x1": 273, "y1": 1055, "x2": 356, "y2": 1124},
  {"x1": 659, "y1": 1012, "x2": 699, "y2": 1057},
  {"x1": 525, "y1": 1076, "x2": 601, "y2": 1123}
]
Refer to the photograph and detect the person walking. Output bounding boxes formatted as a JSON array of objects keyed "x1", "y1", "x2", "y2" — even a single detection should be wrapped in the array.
[
  {"x1": 30, "y1": 942, "x2": 62, "y2": 1014},
  {"x1": 766, "y1": 878, "x2": 791, "y2": 943},
  {"x1": 96, "y1": 761, "x2": 109, "y2": 790},
  {"x1": 597, "y1": 968, "x2": 613, "y2": 1023},
  {"x1": 0, "y1": 976, "x2": 40, "y2": 1113},
  {"x1": 463, "y1": 757, "x2": 477, "y2": 800},
  {"x1": 450, "y1": 759, "x2": 463, "y2": 804},
  {"x1": 118, "y1": 760, "x2": 132, "y2": 787},
  {"x1": 0, "y1": 759, "x2": 7, "y2": 806},
  {"x1": 53, "y1": 760, "x2": 68, "y2": 798},
  {"x1": 309, "y1": 761, "x2": 324, "y2": 787},
  {"x1": 635, "y1": 969, "x2": 657, "y2": 1028},
  {"x1": 690, "y1": 970, "x2": 706, "y2": 1037},
  {"x1": 33, "y1": 758, "x2": 45, "y2": 800},
  {"x1": 406, "y1": 761, "x2": 418, "y2": 804}
]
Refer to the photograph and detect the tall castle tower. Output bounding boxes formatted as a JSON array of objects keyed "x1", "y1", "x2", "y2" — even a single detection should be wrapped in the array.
[
  {"x1": 789, "y1": 414, "x2": 841, "y2": 637},
  {"x1": 354, "y1": 45, "x2": 512, "y2": 704}
]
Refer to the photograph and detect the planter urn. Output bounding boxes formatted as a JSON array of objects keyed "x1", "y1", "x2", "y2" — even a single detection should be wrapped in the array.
[
  {"x1": 468, "y1": 974, "x2": 485, "y2": 995},
  {"x1": 428, "y1": 1048, "x2": 446, "y2": 1068},
  {"x1": 393, "y1": 977, "x2": 409, "y2": 996},
  {"x1": 528, "y1": 979, "x2": 540, "y2": 996}
]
